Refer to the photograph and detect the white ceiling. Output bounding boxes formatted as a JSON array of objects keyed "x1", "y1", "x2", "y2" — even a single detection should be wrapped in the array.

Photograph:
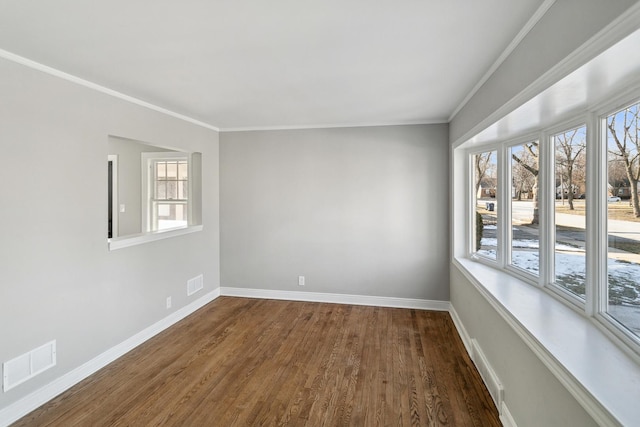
[{"x1": 0, "y1": 0, "x2": 547, "y2": 130}]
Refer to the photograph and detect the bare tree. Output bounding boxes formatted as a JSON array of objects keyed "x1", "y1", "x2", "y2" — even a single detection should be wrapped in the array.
[
  {"x1": 555, "y1": 128, "x2": 586, "y2": 210},
  {"x1": 474, "y1": 152, "x2": 495, "y2": 196},
  {"x1": 608, "y1": 103, "x2": 640, "y2": 217},
  {"x1": 572, "y1": 151, "x2": 587, "y2": 196},
  {"x1": 608, "y1": 155, "x2": 628, "y2": 198},
  {"x1": 512, "y1": 142, "x2": 539, "y2": 224},
  {"x1": 512, "y1": 148, "x2": 535, "y2": 201}
]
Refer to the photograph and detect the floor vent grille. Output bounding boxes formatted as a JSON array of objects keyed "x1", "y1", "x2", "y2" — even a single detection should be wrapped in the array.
[{"x1": 470, "y1": 338, "x2": 504, "y2": 412}]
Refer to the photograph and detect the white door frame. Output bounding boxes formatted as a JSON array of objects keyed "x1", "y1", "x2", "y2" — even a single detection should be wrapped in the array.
[{"x1": 108, "y1": 154, "x2": 118, "y2": 239}]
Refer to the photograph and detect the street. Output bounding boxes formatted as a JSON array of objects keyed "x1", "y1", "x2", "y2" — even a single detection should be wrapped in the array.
[{"x1": 480, "y1": 200, "x2": 640, "y2": 262}]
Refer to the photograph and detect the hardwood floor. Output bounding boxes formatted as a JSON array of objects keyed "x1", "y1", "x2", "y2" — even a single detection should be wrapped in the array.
[{"x1": 13, "y1": 297, "x2": 500, "y2": 426}]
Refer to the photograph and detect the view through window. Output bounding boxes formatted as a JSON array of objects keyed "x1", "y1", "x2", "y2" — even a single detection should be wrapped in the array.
[
  {"x1": 151, "y1": 158, "x2": 189, "y2": 231},
  {"x1": 510, "y1": 142, "x2": 539, "y2": 275},
  {"x1": 606, "y1": 101, "x2": 640, "y2": 338},
  {"x1": 474, "y1": 151, "x2": 498, "y2": 260},
  {"x1": 554, "y1": 126, "x2": 587, "y2": 299}
]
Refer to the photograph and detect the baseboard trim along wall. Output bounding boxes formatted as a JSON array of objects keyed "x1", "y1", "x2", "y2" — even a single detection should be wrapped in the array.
[
  {"x1": 220, "y1": 287, "x2": 451, "y2": 311},
  {"x1": 449, "y1": 304, "x2": 473, "y2": 355},
  {"x1": 449, "y1": 305, "x2": 515, "y2": 426},
  {"x1": 0, "y1": 289, "x2": 221, "y2": 427},
  {"x1": 500, "y1": 401, "x2": 519, "y2": 427}
]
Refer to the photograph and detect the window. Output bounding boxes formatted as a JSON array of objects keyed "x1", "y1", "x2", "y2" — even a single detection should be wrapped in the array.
[
  {"x1": 143, "y1": 152, "x2": 190, "y2": 232},
  {"x1": 510, "y1": 142, "x2": 539, "y2": 275},
  {"x1": 473, "y1": 150, "x2": 498, "y2": 260},
  {"x1": 151, "y1": 158, "x2": 189, "y2": 231},
  {"x1": 553, "y1": 126, "x2": 587, "y2": 299},
  {"x1": 606, "y1": 101, "x2": 640, "y2": 339},
  {"x1": 464, "y1": 95, "x2": 640, "y2": 353}
]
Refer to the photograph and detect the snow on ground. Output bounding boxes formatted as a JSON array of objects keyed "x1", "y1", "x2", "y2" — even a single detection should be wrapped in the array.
[
  {"x1": 478, "y1": 239, "x2": 585, "y2": 277},
  {"x1": 480, "y1": 238, "x2": 582, "y2": 251},
  {"x1": 477, "y1": 236, "x2": 640, "y2": 335}
]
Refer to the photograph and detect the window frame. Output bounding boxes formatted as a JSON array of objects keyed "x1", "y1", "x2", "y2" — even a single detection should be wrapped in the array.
[
  {"x1": 594, "y1": 95, "x2": 640, "y2": 351},
  {"x1": 141, "y1": 151, "x2": 192, "y2": 234},
  {"x1": 464, "y1": 88, "x2": 640, "y2": 357},
  {"x1": 468, "y1": 144, "x2": 501, "y2": 266},
  {"x1": 546, "y1": 119, "x2": 590, "y2": 309},
  {"x1": 504, "y1": 135, "x2": 542, "y2": 284}
]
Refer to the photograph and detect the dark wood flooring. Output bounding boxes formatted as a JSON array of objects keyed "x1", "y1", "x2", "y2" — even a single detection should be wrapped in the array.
[{"x1": 12, "y1": 297, "x2": 500, "y2": 426}]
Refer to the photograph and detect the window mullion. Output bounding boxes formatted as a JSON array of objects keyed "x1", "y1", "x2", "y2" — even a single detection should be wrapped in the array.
[
  {"x1": 539, "y1": 131, "x2": 554, "y2": 288},
  {"x1": 588, "y1": 112, "x2": 607, "y2": 317},
  {"x1": 497, "y1": 146, "x2": 508, "y2": 269},
  {"x1": 466, "y1": 150, "x2": 475, "y2": 257},
  {"x1": 187, "y1": 154, "x2": 194, "y2": 226}
]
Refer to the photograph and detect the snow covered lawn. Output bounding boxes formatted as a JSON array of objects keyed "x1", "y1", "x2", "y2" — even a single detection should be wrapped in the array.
[{"x1": 477, "y1": 229, "x2": 640, "y2": 335}]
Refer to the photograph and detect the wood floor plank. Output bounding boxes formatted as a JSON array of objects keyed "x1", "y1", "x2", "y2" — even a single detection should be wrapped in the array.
[{"x1": 11, "y1": 297, "x2": 501, "y2": 427}]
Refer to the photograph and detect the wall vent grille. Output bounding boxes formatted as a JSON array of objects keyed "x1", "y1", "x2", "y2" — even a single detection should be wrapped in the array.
[
  {"x1": 3, "y1": 340, "x2": 56, "y2": 392},
  {"x1": 187, "y1": 274, "x2": 204, "y2": 296}
]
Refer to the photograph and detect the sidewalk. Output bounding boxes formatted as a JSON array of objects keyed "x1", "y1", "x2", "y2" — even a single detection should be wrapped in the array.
[
  {"x1": 556, "y1": 212, "x2": 640, "y2": 240},
  {"x1": 479, "y1": 199, "x2": 640, "y2": 263},
  {"x1": 552, "y1": 213, "x2": 640, "y2": 263}
]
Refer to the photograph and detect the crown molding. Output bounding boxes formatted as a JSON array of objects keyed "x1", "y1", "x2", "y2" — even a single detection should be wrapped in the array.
[
  {"x1": 219, "y1": 119, "x2": 446, "y2": 133},
  {"x1": 448, "y1": 0, "x2": 557, "y2": 122},
  {"x1": 0, "y1": 49, "x2": 220, "y2": 132},
  {"x1": 452, "y1": 0, "x2": 640, "y2": 148}
]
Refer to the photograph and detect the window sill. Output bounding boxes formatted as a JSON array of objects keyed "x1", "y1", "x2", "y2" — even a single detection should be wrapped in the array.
[
  {"x1": 108, "y1": 225, "x2": 203, "y2": 250},
  {"x1": 453, "y1": 257, "x2": 640, "y2": 427}
]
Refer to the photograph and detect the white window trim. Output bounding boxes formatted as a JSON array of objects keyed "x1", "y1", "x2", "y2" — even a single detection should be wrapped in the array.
[
  {"x1": 107, "y1": 224, "x2": 203, "y2": 251},
  {"x1": 141, "y1": 151, "x2": 191, "y2": 233}
]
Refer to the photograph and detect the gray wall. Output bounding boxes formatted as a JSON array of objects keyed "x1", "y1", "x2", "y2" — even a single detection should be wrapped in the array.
[
  {"x1": 450, "y1": 0, "x2": 639, "y2": 143},
  {"x1": 0, "y1": 58, "x2": 219, "y2": 408},
  {"x1": 220, "y1": 124, "x2": 449, "y2": 301}
]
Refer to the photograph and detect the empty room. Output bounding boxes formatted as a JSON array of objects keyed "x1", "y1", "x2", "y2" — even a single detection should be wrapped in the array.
[{"x1": 2, "y1": 1, "x2": 640, "y2": 426}]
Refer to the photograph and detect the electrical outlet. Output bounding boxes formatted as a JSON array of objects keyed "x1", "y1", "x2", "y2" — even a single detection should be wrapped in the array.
[
  {"x1": 166, "y1": 296, "x2": 172, "y2": 309},
  {"x1": 298, "y1": 276, "x2": 305, "y2": 286}
]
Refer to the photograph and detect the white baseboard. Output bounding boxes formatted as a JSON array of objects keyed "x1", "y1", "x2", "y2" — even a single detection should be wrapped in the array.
[
  {"x1": 500, "y1": 401, "x2": 518, "y2": 427},
  {"x1": 470, "y1": 338, "x2": 504, "y2": 414},
  {"x1": 450, "y1": 305, "x2": 508, "y2": 423},
  {"x1": 0, "y1": 289, "x2": 221, "y2": 427},
  {"x1": 220, "y1": 287, "x2": 450, "y2": 311},
  {"x1": 449, "y1": 305, "x2": 472, "y2": 355}
]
